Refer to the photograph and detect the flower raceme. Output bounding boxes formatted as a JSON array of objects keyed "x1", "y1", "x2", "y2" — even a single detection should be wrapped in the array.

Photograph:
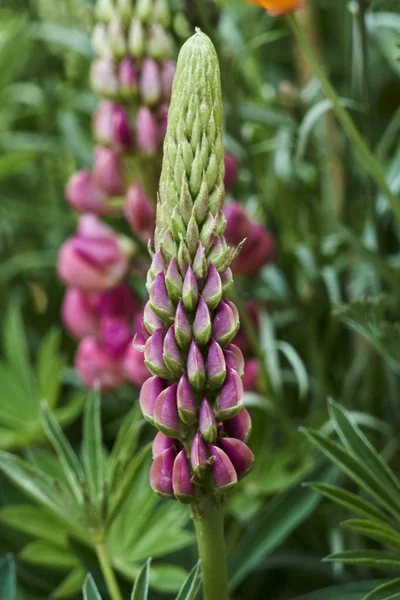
[
  {"x1": 138, "y1": 31, "x2": 254, "y2": 503},
  {"x1": 244, "y1": 0, "x2": 305, "y2": 16}
]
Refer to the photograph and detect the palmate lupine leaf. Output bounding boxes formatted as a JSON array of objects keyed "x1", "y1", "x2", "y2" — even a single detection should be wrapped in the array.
[{"x1": 82, "y1": 390, "x2": 106, "y2": 512}]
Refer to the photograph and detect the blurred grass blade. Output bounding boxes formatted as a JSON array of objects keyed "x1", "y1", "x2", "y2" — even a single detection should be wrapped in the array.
[
  {"x1": 0, "y1": 554, "x2": 16, "y2": 600},
  {"x1": 83, "y1": 389, "x2": 105, "y2": 507},
  {"x1": 228, "y1": 462, "x2": 335, "y2": 589},
  {"x1": 307, "y1": 483, "x2": 391, "y2": 524},
  {"x1": 175, "y1": 562, "x2": 201, "y2": 600},
  {"x1": 342, "y1": 519, "x2": 400, "y2": 552},
  {"x1": 107, "y1": 404, "x2": 143, "y2": 491},
  {"x1": 275, "y1": 341, "x2": 309, "y2": 401},
  {"x1": 364, "y1": 578, "x2": 400, "y2": 600},
  {"x1": 83, "y1": 574, "x2": 103, "y2": 600},
  {"x1": 291, "y1": 580, "x2": 389, "y2": 600},
  {"x1": 41, "y1": 403, "x2": 84, "y2": 505},
  {"x1": 131, "y1": 558, "x2": 151, "y2": 600},
  {"x1": 53, "y1": 566, "x2": 86, "y2": 599}
]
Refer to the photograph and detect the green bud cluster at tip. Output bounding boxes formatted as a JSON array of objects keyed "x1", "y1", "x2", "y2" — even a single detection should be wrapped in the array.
[{"x1": 155, "y1": 30, "x2": 230, "y2": 269}]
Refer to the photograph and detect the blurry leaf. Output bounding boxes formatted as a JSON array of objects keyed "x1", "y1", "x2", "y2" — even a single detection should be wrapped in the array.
[
  {"x1": 275, "y1": 341, "x2": 309, "y2": 401},
  {"x1": 175, "y1": 562, "x2": 201, "y2": 600},
  {"x1": 367, "y1": 13, "x2": 400, "y2": 77},
  {"x1": 228, "y1": 462, "x2": 335, "y2": 589},
  {"x1": 301, "y1": 428, "x2": 400, "y2": 518},
  {"x1": 20, "y1": 541, "x2": 78, "y2": 568},
  {"x1": 32, "y1": 23, "x2": 92, "y2": 57},
  {"x1": 0, "y1": 13, "x2": 30, "y2": 91},
  {"x1": 291, "y1": 580, "x2": 389, "y2": 600},
  {"x1": 364, "y1": 579, "x2": 400, "y2": 600},
  {"x1": 131, "y1": 558, "x2": 151, "y2": 600},
  {"x1": 107, "y1": 404, "x2": 144, "y2": 492},
  {"x1": 334, "y1": 297, "x2": 400, "y2": 376},
  {"x1": 0, "y1": 554, "x2": 16, "y2": 600},
  {"x1": 307, "y1": 483, "x2": 391, "y2": 525},
  {"x1": 37, "y1": 329, "x2": 66, "y2": 409},
  {"x1": 82, "y1": 390, "x2": 105, "y2": 508},
  {"x1": 83, "y1": 574, "x2": 102, "y2": 600},
  {"x1": 324, "y1": 550, "x2": 400, "y2": 570},
  {"x1": 342, "y1": 519, "x2": 400, "y2": 552},
  {"x1": 149, "y1": 565, "x2": 188, "y2": 594},
  {"x1": 41, "y1": 404, "x2": 84, "y2": 505},
  {"x1": 328, "y1": 402, "x2": 400, "y2": 509},
  {"x1": 53, "y1": 566, "x2": 86, "y2": 599},
  {"x1": 0, "y1": 505, "x2": 66, "y2": 546}
]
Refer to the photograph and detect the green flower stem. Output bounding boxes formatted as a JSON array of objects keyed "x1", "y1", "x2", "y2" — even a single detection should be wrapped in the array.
[
  {"x1": 287, "y1": 14, "x2": 400, "y2": 225},
  {"x1": 95, "y1": 541, "x2": 123, "y2": 600},
  {"x1": 192, "y1": 495, "x2": 229, "y2": 600}
]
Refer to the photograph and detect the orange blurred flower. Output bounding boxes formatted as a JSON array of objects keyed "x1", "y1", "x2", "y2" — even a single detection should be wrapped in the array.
[{"x1": 244, "y1": 0, "x2": 305, "y2": 16}]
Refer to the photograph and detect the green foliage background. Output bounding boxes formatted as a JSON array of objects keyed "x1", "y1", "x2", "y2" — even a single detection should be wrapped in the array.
[{"x1": 1, "y1": 0, "x2": 400, "y2": 598}]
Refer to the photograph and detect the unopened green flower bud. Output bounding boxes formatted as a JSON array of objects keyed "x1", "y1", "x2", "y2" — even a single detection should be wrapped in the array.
[{"x1": 128, "y1": 19, "x2": 145, "y2": 58}]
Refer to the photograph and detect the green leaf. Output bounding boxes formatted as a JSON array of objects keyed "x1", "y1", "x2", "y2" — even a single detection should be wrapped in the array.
[
  {"x1": 324, "y1": 550, "x2": 400, "y2": 570},
  {"x1": 0, "y1": 505, "x2": 66, "y2": 546},
  {"x1": 82, "y1": 389, "x2": 105, "y2": 507},
  {"x1": 53, "y1": 566, "x2": 86, "y2": 598},
  {"x1": 301, "y1": 428, "x2": 400, "y2": 518},
  {"x1": 107, "y1": 404, "x2": 144, "y2": 491},
  {"x1": 308, "y1": 483, "x2": 392, "y2": 524},
  {"x1": 364, "y1": 578, "x2": 400, "y2": 600},
  {"x1": 41, "y1": 403, "x2": 84, "y2": 505},
  {"x1": 20, "y1": 541, "x2": 78, "y2": 568},
  {"x1": 175, "y1": 562, "x2": 201, "y2": 600},
  {"x1": 37, "y1": 329, "x2": 65, "y2": 409},
  {"x1": 342, "y1": 519, "x2": 400, "y2": 552},
  {"x1": 83, "y1": 574, "x2": 103, "y2": 600},
  {"x1": 0, "y1": 554, "x2": 16, "y2": 600},
  {"x1": 291, "y1": 580, "x2": 389, "y2": 600},
  {"x1": 328, "y1": 401, "x2": 400, "y2": 506},
  {"x1": 131, "y1": 558, "x2": 151, "y2": 600},
  {"x1": 228, "y1": 462, "x2": 335, "y2": 589},
  {"x1": 0, "y1": 452, "x2": 83, "y2": 535}
]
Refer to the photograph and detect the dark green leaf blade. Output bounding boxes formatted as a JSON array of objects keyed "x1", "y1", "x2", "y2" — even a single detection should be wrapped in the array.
[
  {"x1": 0, "y1": 554, "x2": 16, "y2": 600},
  {"x1": 175, "y1": 561, "x2": 201, "y2": 600},
  {"x1": 82, "y1": 389, "x2": 105, "y2": 507},
  {"x1": 131, "y1": 558, "x2": 151, "y2": 600},
  {"x1": 83, "y1": 574, "x2": 103, "y2": 600},
  {"x1": 364, "y1": 578, "x2": 400, "y2": 600},
  {"x1": 324, "y1": 550, "x2": 400, "y2": 570}
]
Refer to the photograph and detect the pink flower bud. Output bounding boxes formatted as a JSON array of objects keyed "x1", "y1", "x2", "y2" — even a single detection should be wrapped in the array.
[
  {"x1": 223, "y1": 407, "x2": 252, "y2": 443},
  {"x1": 165, "y1": 257, "x2": 182, "y2": 304},
  {"x1": 232, "y1": 223, "x2": 274, "y2": 277},
  {"x1": 90, "y1": 57, "x2": 119, "y2": 96},
  {"x1": 224, "y1": 201, "x2": 251, "y2": 245},
  {"x1": 119, "y1": 57, "x2": 138, "y2": 98},
  {"x1": 224, "y1": 344, "x2": 245, "y2": 379},
  {"x1": 122, "y1": 343, "x2": 150, "y2": 388},
  {"x1": 140, "y1": 58, "x2": 162, "y2": 106},
  {"x1": 143, "y1": 301, "x2": 163, "y2": 334},
  {"x1": 217, "y1": 368, "x2": 244, "y2": 420},
  {"x1": 124, "y1": 183, "x2": 155, "y2": 244},
  {"x1": 62, "y1": 288, "x2": 99, "y2": 340},
  {"x1": 58, "y1": 215, "x2": 128, "y2": 293},
  {"x1": 93, "y1": 146, "x2": 125, "y2": 196},
  {"x1": 139, "y1": 375, "x2": 165, "y2": 423},
  {"x1": 207, "y1": 339, "x2": 226, "y2": 389},
  {"x1": 212, "y1": 299, "x2": 240, "y2": 347},
  {"x1": 202, "y1": 264, "x2": 222, "y2": 311},
  {"x1": 149, "y1": 272, "x2": 174, "y2": 322},
  {"x1": 158, "y1": 103, "x2": 169, "y2": 142},
  {"x1": 100, "y1": 315, "x2": 132, "y2": 357},
  {"x1": 75, "y1": 337, "x2": 125, "y2": 390},
  {"x1": 191, "y1": 433, "x2": 209, "y2": 478},
  {"x1": 66, "y1": 170, "x2": 110, "y2": 216},
  {"x1": 93, "y1": 100, "x2": 118, "y2": 146},
  {"x1": 187, "y1": 340, "x2": 206, "y2": 393},
  {"x1": 221, "y1": 267, "x2": 233, "y2": 295},
  {"x1": 218, "y1": 438, "x2": 254, "y2": 479},
  {"x1": 147, "y1": 250, "x2": 165, "y2": 285},
  {"x1": 193, "y1": 297, "x2": 212, "y2": 346},
  {"x1": 152, "y1": 432, "x2": 177, "y2": 458},
  {"x1": 150, "y1": 446, "x2": 176, "y2": 497},
  {"x1": 243, "y1": 359, "x2": 260, "y2": 392},
  {"x1": 199, "y1": 399, "x2": 217, "y2": 444},
  {"x1": 136, "y1": 106, "x2": 159, "y2": 154},
  {"x1": 163, "y1": 325, "x2": 184, "y2": 378},
  {"x1": 161, "y1": 60, "x2": 175, "y2": 100},
  {"x1": 92, "y1": 284, "x2": 140, "y2": 320},
  {"x1": 182, "y1": 266, "x2": 198, "y2": 312},
  {"x1": 224, "y1": 152, "x2": 238, "y2": 190},
  {"x1": 172, "y1": 449, "x2": 196, "y2": 503},
  {"x1": 209, "y1": 445, "x2": 237, "y2": 493},
  {"x1": 112, "y1": 105, "x2": 134, "y2": 151},
  {"x1": 177, "y1": 373, "x2": 197, "y2": 426},
  {"x1": 175, "y1": 301, "x2": 192, "y2": 350},
  {"x1": 144, "y1": 327, "x2": 169, "y2": 379},
  {"x1": 153, "y1": 383, "x2": 181, "y2": 439}
]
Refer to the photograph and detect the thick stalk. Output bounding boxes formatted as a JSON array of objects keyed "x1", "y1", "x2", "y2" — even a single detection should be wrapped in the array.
[
  {"x1": 95, "y1": 541, "x2": 123, "y2": 600},
  {"x1": 192, "y1": 495, "x2": 229, "y2": 600},
  {"x1": 287, "y1": 14, "x2": 400, "y2": 225}
]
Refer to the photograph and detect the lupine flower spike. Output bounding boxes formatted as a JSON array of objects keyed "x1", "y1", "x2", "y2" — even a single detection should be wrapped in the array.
[{"x1": 137, "y1": 30, "x2": 254, "y2": 600}]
